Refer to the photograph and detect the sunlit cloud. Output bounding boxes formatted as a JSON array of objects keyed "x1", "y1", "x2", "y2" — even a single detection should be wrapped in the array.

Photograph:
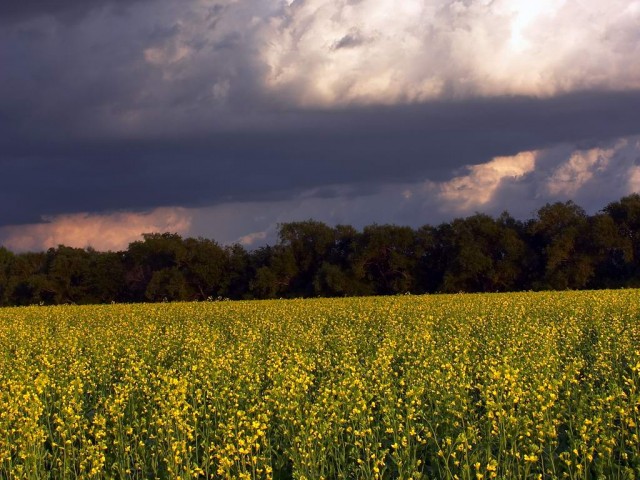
[
  {"x1": 545, "y1": 145, "x2": 616, "y2": 196},
  {"x1": 0, "y1": 208, "x2": 192, "y2": 252},
  {"x1": 629, "y1": 166, "x2": 640, "y2": 193},
  {"x1": 260, "y1": 0, "x2": 640, "y2": 106},
  {"x1": 437, "y1": 152, "x2": 537, "y2": 210},
  {"x1": 238, "y1": 231, "x2": 268, "y2": 247},
  {"x1": 535, "y1": 137, "x2": 640, "y2": 204}
]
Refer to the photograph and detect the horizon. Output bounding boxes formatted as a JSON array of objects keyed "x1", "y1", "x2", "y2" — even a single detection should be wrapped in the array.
[{"x1": 1, "y1": 192, "x2": 636, "y2": 254}]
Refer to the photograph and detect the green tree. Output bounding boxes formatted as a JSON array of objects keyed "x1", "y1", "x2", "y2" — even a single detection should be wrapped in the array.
[
  {"x1": 125, "y1": 233, "x2": 188, "y2": 301},
  {"x1": 587, "y1": 213, "x2": 632, "y2": 288},
  {"x1": 183, "y1": 237, "x2": 227, "y2": 300},
  {"x1": 225, "y1": 244, "x2": 251, "y2": 299},
  {"x1": 313, "y1": 225, "x2": 372, "y2": 297},
  {"x1": 353, "y1": 224, "x2": 417, "y2": 295},
  {"x1": 45, "y1": 245, "x2": 93, "y2": 304},
  {"x1": 278, "y1": 220, "x2": 336, "y2": 296},
  {"x1": 0, "y1": 247, "x2": 14, "y2": 305},
  {"x1": 529, "y1": 201, "x2": 594, "y2": 290},
  {"x1": 145, "y1": 268, "x2": 190, "y2": 302},
  {"x1": 249, "y1": 245, "x2": 297, "y2": 298},
  {"x1": 5, "y1": 252, "x2": 49, "y2": 305},
  {"x1": 437, "y1": 214, "x2": 527, "y2": 293},
  {"x1": 602, "y1": 193, "x2": 640, "y2": 285},
  {"x1": 85, "y1": 250, "x2": 126, "y2": 303}
]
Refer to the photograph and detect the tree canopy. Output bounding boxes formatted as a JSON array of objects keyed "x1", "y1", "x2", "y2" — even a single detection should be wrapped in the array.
[{"x1": 1, "y1": 195, "x2": 640, "y2": 306}]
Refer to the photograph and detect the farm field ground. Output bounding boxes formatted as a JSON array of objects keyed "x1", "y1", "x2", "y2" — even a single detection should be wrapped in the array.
[{"x1": 1, "y1": 291, "x2": 639, "y2": 479}]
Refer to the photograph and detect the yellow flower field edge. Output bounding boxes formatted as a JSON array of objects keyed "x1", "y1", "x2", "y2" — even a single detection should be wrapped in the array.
[{"x1": 0, "y1": 290, "x2": 639, "y2": 479}]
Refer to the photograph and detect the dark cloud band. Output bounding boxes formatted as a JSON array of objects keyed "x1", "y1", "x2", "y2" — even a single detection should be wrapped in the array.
[
  {"x1": 0, "y1": 0, "x2": 151, "y2": 24},
  {"x1": 2, "y1": 90, "x2": 640, "y2": 227}
]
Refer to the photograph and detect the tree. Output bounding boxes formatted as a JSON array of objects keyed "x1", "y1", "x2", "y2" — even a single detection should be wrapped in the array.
[
  {"x1": 529, "y1": 201, "x2": 594, "y2": 290},
  {"x1": 0, "y1": 247, "x2": 15, "y2": 305},
  {"x1": 145, "y1": 268, "x2": 190, "y2": 302},
  {"x1": 84, "y1": 250, "x2": 126, "y2": 303},
  {"x1": 124, "y1": 233, "x2": 187, "y2": 301},
  {"x1": 249, "y1": 245, "x2": 297, "y2": 298},
  {"x1": 602, "y1": 193, "x2": 640, "y2": 285},
  {"x1": 587, "y1": 213, "x2": 632, "y2": 288},
  {"x1": 183, "y1": 237, "x2": 227, "y2": 300},
  {"x1": 312, "y1": 225, "x2": 372, "y2": 297},
  {"x1": 436, "y1": 214, "x2": 527, "y2": 293},
  {"x1": 415, "y1": 224, "x2": 448, "y2": 293},
  {"x1": 45, "y1": 245, "x2": 92, "y2": 304},
  {"x1": 353, "y1": 224, "x2": 417, "y2": 295},
  {"x1": 225, "y1": 244, "x2": 251, "y2": 299},
  {"x1": 5, "y1": 252, "x2": 49, "y2": 305},
  {"x1": 493, "y1": 212, "x2": 530, "y2": 291},
  {"x1": 277, "y1": 220, "x2": 336, "y2": 296},
  {"x1": 1, "y1": 195, "x2": 639, "y2": 306}
]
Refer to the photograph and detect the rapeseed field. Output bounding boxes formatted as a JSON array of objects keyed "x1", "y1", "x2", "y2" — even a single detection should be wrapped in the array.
[{"x1": 0, "y1": 291, "x2": 639, "y2": 479}]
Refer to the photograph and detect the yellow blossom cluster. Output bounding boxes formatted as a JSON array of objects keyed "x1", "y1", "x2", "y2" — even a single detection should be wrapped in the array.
[{"x1": 0, "y1": 290, "x2": 639, "y2": 478}]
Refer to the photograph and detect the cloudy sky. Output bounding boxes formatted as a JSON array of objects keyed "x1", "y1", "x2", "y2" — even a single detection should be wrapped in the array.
[{"x1": 1, "y1": 0, "x2": 640, "y2": 251}]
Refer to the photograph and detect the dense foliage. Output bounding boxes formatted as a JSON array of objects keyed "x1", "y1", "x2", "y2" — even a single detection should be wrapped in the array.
[
  {"x1": 1, "y1": 195, "x2": 640, "y2": 305},
  {"x1": 1, "y1": 291, "x2": 639, "y2": 479}
]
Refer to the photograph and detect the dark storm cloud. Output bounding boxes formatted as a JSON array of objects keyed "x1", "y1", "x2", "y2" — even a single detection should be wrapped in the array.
[
  {"x1": 0, "y1": 0, "x2": 152, "y2": 24},
  {"x1": 2, "y1": 0, "x2": 640, "y2": 237},
  {"x1": 0, "y1": 0, "x2": 262, "y2": 143},
  {"x1": 332, "y1": 31, "x2": 368, "y2": 50},
  {"x1": 2, "y1": 90, "x2": 640, "y2": 227}
]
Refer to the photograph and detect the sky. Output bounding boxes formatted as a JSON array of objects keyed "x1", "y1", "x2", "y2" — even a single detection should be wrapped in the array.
[{"x1": 1, "y1": 0, "x2": 640, "y2": 252}]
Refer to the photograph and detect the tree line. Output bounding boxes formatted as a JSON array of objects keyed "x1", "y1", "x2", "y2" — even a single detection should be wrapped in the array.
[{"x1": 1, "y1": 194, "x2": 639, "y2": 306}]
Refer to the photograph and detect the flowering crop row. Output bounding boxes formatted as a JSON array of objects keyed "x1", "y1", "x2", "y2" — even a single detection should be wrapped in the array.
[{"x1": 0, "y1": 290, "x2": 639, "y2": 479}]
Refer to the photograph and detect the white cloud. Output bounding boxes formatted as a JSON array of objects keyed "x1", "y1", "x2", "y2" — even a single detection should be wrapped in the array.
[{"x1": 258, "y1": 0, "x2": 640, "y2": 105}]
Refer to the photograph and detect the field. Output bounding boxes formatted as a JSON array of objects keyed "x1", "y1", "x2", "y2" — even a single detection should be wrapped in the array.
[{"x1": 0, "y1": 291, "x2": 639, "y2": 479}]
